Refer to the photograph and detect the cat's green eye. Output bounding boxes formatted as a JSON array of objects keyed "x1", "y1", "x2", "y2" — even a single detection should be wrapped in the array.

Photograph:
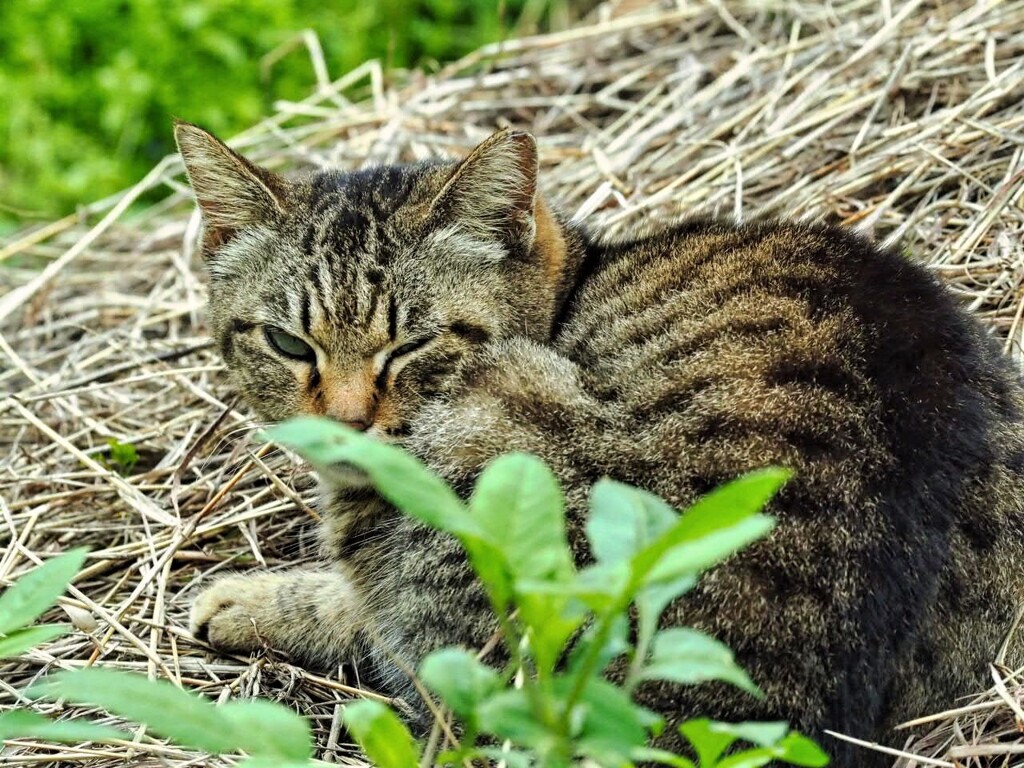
[
  {"x1": 264, "y1": 327, "x2": 315, "y2": 361},
  {"x1": 391, "y1": 338, "x2": 430, "y2": 359}
]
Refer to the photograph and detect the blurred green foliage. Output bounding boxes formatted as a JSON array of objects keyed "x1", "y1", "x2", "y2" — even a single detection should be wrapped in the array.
[{"x1": 0, "y1": 0, "x2": 569, "y2": 231}]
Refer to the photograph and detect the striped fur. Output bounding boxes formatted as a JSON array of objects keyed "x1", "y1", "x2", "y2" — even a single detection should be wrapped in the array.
[{"x1": 177, "y1": 124, "x2": 1024, "y2": 767}]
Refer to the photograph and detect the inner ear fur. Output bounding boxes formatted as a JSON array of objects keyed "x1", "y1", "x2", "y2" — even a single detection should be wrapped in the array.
[
  {"x1": 428, "y1": 129, "x2": 539, "y2": 250},
  {"x1": 174, "y1": 120, "x2": 289, "y2": 247}
]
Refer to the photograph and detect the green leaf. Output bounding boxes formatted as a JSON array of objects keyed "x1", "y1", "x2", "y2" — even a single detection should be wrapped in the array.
[
  {"x1": 515, "y1": 567, "x2": 620, "y2": 675},
  {"x1": 29, "y1": 668, "x2": 307, "y2": 757},
  {"x1": 632, "y1": 470, "x2": 788, "y2": 582},
  {"x1": 0, "y1": 710, "x2": 125, "y2": 743},
  {"x1": 0, "y1": 548, "x2": 88, "y2": 635},
  {"x1": 587, "y1": 480, "x2": 677, "y2": 565},
  {"x1": 776, "y1": 733, "x2": 830, "y2": 766},
  {"x1": 715, "y1": 749, "x2": 777, "y2": 768},
  {"x1": 568, "y1": 677, "x2": 657, "y2": 761},
  {"x1": 105, "y1": 438, "x2": 138, "y2": 475},
  {"x1": 468, "y1": 454, "x2": 581, "y2": 674},
  {"x1": 260, "y1": 417, "x2": 356, "y2": 466},
  {"x1": 461, "y1": 535, "x2": 514, "y2": 613},
  {"x1": 679, "y1": 721, "x2": 828, "y2": 768},
  {"x1": 218, "y1": 699, "x2": 313, "y2": 760},
  {"x1": 565, "y1": 613, "x2": 629, "y2": 678},
  {"x1": 470, "y1": 453, "x2": 573, "y2": 582},
  {"x1": 641, "y1": 628, "x2": 760, "y2": 696},
  {"x1": 679, "y1": 718, "x2": 738, "y2": 765},
  {"x1": 521, "y1": 561, "x2": 630, "y2": 613},
  {"x1": 574, "y1": 562, "x2": 631, "y2": 611},
  {"x1": 237, "y1": 761, "x2": 317, "y2": 768},
  {"x1": 646, "y1": 515, "x2": 775, "y2": 586},
  {"x1": 29, "y1": 670, "x2": 233, "y2": 753},
  {"x1": 630, "y1": 746, "x2": 696, "y2": 767},
  {"x1": 716, "y1": 738, "x2": 830, "y2": 768},
  {"x1": 516, "y1": 587, "x2": 587, "y2": 677},
  {"x1": 420, "y1": 648, "x2": 501, "y2": 721},
  {"x1": 0, "y1": 624, "x2": 67, "y2": 658},
  {"x1": 475, "y1": 688, "x2": 549, "y2": 747},
  {"x1": 636, "y1": 574, "x2": 698, "y2": 646},
  {"x1": 264, "y1": 417, "x2": 476, "y2": 537},
  {"x1": 342, "y1": 700, "x2": 419, "y2": 768},
  {"x1": 676, "y1": 469, "x2": 790, "y2": 540},
  {"x1": 711, "y1": 721, "x2": 790, "y2": 747},
  {"x1": 461, "y1": 454, "x2": 573, "y2": 617}
]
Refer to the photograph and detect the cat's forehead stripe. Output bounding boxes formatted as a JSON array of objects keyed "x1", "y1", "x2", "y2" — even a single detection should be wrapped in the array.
[
  {"x1": 300, "y1": 288, "x2": 312, "y2": 336},
  {"x1": 311, "y1": 258, "x2": 341, "y2": 329},
  {"x1": 324, "y1": 208, "x2": 373, "y2": 260},
  {"x1": 305, "y1": 260, "x2": 319, "y2": 290},
  {"x1": 262, "y1": 283, "x2": 292, "y2": 318},
  {"x1": 387, "y1": 295, "x2": 398, "y2": 340},
  {"x1": 290, "y1": 285, "x2": 307, "y2": 334},
  {"x1": 361, "y1": 282, "x2": 381, "y2": 332}
]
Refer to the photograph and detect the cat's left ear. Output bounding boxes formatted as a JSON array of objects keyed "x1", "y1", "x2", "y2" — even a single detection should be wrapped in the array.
[{"x1": 429, "y1": 129, "x2": 538, "y2": 251}]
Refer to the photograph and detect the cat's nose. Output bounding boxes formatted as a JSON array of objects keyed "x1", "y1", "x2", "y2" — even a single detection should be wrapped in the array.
[
  {"x1": 325, "y1": 403, "x2": 375, "y2": 431},
  {"x1": 314, "y1": 367, "x2": 377, "y2": 430}
]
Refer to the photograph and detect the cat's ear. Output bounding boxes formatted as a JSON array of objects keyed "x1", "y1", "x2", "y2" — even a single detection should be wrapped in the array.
[
  {"x1": 429, "y1": 129, "x2": 538, "y2": 250},
  {"x1": 174, "y1": 120, "x2": 288, "y2": 243}
]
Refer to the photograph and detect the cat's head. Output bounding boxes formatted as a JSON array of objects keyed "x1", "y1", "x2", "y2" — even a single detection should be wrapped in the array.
[{"x1": 175, "y1": 122, "x2": 576, "y2": 437}]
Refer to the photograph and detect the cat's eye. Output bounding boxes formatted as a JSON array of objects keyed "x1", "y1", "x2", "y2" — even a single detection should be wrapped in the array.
[
  {"x1": 264, "y1": 326, "x2": 315, "y2": 361},
  {"x1": 391, "y1": 338, "x2": 430, "y2": 359}
]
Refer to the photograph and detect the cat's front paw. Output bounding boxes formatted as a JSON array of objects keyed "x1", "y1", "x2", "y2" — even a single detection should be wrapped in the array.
[
  {"x1": 190, "y1": 574, "x2": 273, "y2": 654},
  {"x1": 189, "y1": 568, "x2": 363, "y2": 664}
]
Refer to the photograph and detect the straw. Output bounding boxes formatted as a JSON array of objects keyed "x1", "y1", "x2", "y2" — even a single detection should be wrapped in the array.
[{"x1": 3, "y1": 1, "x2": 1023, "y2": 764}]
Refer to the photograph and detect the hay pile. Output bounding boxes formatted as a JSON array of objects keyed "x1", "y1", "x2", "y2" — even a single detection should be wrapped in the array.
[{"x1": 3, "y1": 0, "x2": 1024, "y2": 765}]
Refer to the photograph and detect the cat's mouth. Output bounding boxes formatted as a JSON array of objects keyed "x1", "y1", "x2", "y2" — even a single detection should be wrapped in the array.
[
  {"x1": 288, "y1": 410, "x2": 402, "y2": 443},
  {"x1": 320, "y1": 460, "x2": 375, "y2": 490},
  {"x1": 313, "y1": 423, "x2": 398, "y2": 490},
  {"x1": 363, "y1": 424, "x2": 393, "y2": 443}
]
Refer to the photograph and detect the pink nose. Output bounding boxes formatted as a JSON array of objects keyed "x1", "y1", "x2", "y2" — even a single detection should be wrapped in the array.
[
  {"x1": 325, "y1": 402, "x2": 375, "y2": 431},
  {"x1": 318, "y1": 368, "x2": 377, "y2": 430}
]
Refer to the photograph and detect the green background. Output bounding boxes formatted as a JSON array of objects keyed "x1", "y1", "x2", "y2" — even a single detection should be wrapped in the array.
[{"x1": 0, "y1": 0, "x2": 572, "y2": 233}]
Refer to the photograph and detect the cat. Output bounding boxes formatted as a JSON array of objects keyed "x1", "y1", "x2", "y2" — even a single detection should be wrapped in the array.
[{"x1": 174, "y1": 121, "x2": 1024, "y2": 768}]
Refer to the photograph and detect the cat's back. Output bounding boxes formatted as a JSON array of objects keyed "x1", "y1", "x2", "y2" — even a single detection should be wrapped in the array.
[
  {"x1": 554, "y1": 218, "x2": 1024, "y2": 759},
  {"x1": 557, "y1": 217, "x2": 1023, "y2": 489}
]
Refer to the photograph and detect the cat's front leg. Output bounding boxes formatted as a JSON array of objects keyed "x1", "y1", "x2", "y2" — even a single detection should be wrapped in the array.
[{"x1": 190, "y1": 566, "x2": 364, "y2": 666}]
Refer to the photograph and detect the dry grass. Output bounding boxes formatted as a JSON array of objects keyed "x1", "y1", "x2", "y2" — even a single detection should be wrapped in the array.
[{"x1": 2, "y1": 0, "x2": 1024, "y2": 765}]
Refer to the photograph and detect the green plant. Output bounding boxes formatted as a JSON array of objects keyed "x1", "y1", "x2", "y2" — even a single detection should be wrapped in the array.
[
  {"x1": 1, "y1": 417, "x2": 830, "y2": 767},
  {"x1": 267, "y1": 416, "x2": 831, "y2": 768},
  {"x1": 0, "y1": 0, "x2": 570, "y2": 229},
  {"x1": 0, "y1": 550, "x2": 315, "y2": 766},
  {"x1": 0, "y1": 549, "x2": 122, "y2": 743},
  {"x1": 101, "y1": 438, "x2": 138, "y2": 475}
]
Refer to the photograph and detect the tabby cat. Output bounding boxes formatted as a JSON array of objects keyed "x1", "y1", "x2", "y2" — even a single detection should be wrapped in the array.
[{"x1": 174, "y1": 121, "x2": 1024, "y2": 767}]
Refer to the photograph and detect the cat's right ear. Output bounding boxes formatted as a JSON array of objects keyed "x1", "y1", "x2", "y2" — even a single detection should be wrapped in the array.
[
  {"x1": 173, "y1": 120, "x2": 288, "y2": 246},
  {"x1": 428, "y1": 129, "x2": 538, "y2": 253}
]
